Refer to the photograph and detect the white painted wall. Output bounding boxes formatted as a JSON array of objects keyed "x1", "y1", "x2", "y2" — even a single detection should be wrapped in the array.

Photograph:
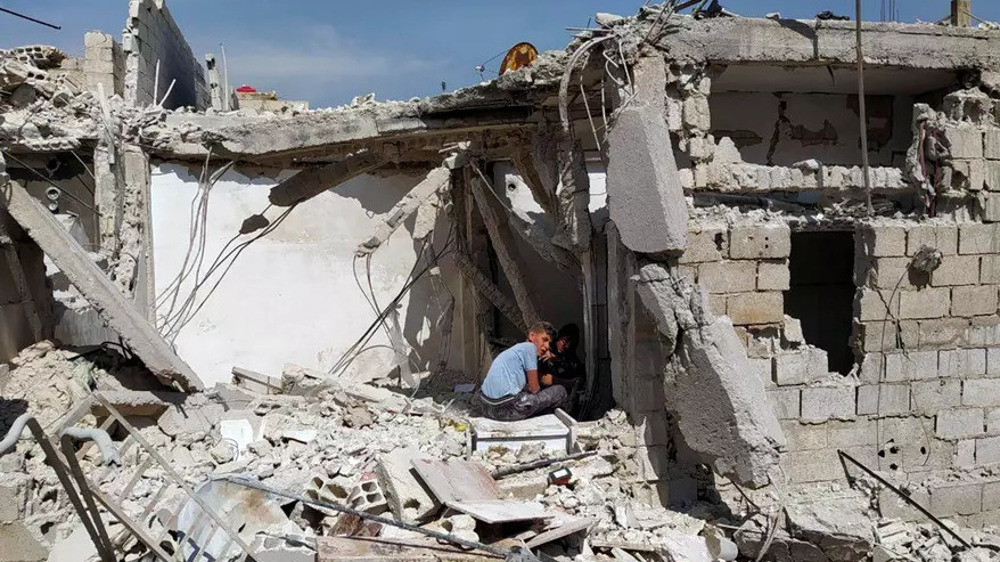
[{"x1": 150, "y1": 164, "x2": 463, "y2": 386}]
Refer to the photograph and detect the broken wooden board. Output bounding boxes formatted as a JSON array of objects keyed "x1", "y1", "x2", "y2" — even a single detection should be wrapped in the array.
[
  {"x1": 410, "y1": 458, "x2": 549, "y2": 525},
  {"x1": 316, "y1": 536, "x2": 503, "y2": 562},
  {"x1": 356, "y1": 166, "x2": 450, "y2": 255},
  {"x1": 470, "y1": 413, "x2": 573, "y2": 454},
  {"x1": 0, "y1": 179, "x2": 203, "y2": 391},
  {"x1": 268, "y1": 151, "x2": 383, "y2": 207}
]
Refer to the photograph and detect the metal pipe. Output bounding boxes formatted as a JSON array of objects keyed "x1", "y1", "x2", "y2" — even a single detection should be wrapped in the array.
[
  {"x1": 837, "y1": 450, "x2": 972, "y2": 549},
  {"x1": 492, "y1": 451, "x2": 597, "y2": 479},
  {"x1": 856, "y1": 0, "x2": 873, "y2": 216}
]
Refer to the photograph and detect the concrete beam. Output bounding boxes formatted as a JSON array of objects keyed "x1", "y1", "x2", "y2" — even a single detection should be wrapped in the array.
[
  {"x1": 469, "y1": 170, "x2": 540, "y2": 329},
  {"x1": 268, "y1": 151, "x2": 384, "y2": 207},
  {"x1": 607, "y1": 55, "x2": 688, "y2": 255},
  {"x1": 660, "y1": 17, "x2": 1000, "y2": 70},
  {"x1": 0, "y1": 178, "x2": 203, "y2": 391},
  {"x1": 555, "y1": 138, "x2": 592, "y2": 256},
  {"x1": 357, "y1": 166, "x2": 450, "y2": 256},
  {"x1": 635, "y1": 264, "x2": 785, "y2": 488},
  {"x1": 451, "y1": 250, "x2": 527, "y2": 333}
]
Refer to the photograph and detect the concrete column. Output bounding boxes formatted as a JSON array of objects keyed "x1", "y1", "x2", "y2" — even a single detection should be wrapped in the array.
[
  {"x1": 93, "y1": 143, "x2": 120, "y2": 258},
  {"x1": 952, "y1": 0, "x2": 972, "y2": 27}
]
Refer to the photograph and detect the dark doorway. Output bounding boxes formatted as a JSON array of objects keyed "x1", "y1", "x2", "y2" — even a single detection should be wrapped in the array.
[{"x1": 784, "y1": 231, "x2": 856, "y2": 375}]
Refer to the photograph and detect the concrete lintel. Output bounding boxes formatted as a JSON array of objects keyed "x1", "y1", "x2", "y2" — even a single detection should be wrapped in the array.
[
  {"x1": 268, "y1": 151, "x2": 384, "y2": 207},
  {"x1": 469, "y1": 170, "x2": 540, "y2": 328},
  {"x1": 451, "y1": 250, "x2": 527, "y2": 333},
  {"x1": 1, "y1": 178, "x2": 203, "y2": 391},
  {"x1": 660, "y1": 17, "x2": 1000, "y2": 70}
]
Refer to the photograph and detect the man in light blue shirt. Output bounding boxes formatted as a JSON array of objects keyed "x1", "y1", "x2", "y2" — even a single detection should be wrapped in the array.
[{"x1": 475, "y1": 321, "x2": 570, "y2": 421}]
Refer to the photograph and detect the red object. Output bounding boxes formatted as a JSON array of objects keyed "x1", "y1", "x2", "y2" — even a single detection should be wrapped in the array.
[{"x1": 236, "y1": 84, "x2": 257, "y2": 93}]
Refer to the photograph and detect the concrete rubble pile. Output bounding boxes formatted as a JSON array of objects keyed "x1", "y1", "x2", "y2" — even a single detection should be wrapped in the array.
[{"x1": 0, "y1": 343, "x2": 747, "y2": 562}]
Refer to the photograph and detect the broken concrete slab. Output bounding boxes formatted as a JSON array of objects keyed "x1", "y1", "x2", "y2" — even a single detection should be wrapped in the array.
[
  {"x1": 357, "y1": 166, "x2": 450, "y2": 255},
  {"x1": 636, "y1": 264, "x2": 784, "y2": 488},
  {"x1": 268, "y1": 151, "x2": 383, "y2": 207},
  {"x1": 375, "y1": 448, "x2": 441, "y2": 523},
  {"x1": 0, "y1": 178, "x2": 203, "y2": 391},
  {"x1": 606, "y1": 55, "x2": 688, "y2": 255}
]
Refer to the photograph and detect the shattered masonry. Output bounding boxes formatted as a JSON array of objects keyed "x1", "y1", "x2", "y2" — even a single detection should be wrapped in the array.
[{"x1": 8, "y1": 1, "x2": 1000, "y2": 561}]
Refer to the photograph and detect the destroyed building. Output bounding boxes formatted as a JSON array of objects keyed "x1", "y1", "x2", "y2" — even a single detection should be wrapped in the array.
[{"x1": 9, "y1": 0, "x2": 1000, "y2": 560}]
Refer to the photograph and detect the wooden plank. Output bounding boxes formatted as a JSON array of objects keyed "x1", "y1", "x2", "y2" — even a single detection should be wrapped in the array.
[
  {"x1": 451, "y1": 250, "x2": 526, "y2": 333},
  {"x1": 0, "y1": 179, "x2": 203, "y2": 391}
]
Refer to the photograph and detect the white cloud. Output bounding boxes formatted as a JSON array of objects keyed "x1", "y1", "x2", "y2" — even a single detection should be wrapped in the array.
[{"x1": 213, "y1": 24, "x2": 437, "y2": 104}]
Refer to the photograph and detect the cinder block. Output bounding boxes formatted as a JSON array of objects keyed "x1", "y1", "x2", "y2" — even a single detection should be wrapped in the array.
[
  {"x1": 779, "y1": 420, "x2": 827, "y2": 450},
  {"x1": 912, "y1": 380, "x2": 962, "y2": 415},
  {"x1": 0, "y1": 476, "x2": 26, "y2": 522},
  {"x1": 987, "y1": 161, "x2": 1000, "y2": 192},
  {"x1": 879, "y1": 487, "x2": 930, "y2": 521},
  {"x1": 983, "y1": 193, "x2": 1000, "y2": 223},
  {"x1": 855, "y1": 288, "x2": 899, "y2": 322},
  {"x1": 908, "y1": 224, "x2": 959, "y2": 256},
  {"x1": 768, "y1": 389, "x2": 800, "y2": 419},
  {"x1": 757, "y1": 260, "x2": 790, "y2": 291},
  {"x1": 936, "y1": 408, "x2": 986, "y2": 440},
  {"x1": 727, "y1": 292, "x2": 784, "y2": 326},
  {"x1": 729, "y1": 223, "x2": 791, "y2": 259},
  {"x1": 859, "y1": 224, "x2": 907, "y2": 257},
  {"x1": 984, "y1": 482, "x2": 1000, "y2": 513},
  {"x1": 679, "y1": 226, "x2": 728, "y2": 263},
  {"x1": 884, "y1": 350, "x2": 938, "y2": 382},
  {"x1": 989, "y1": 349, "x2": 1000, "y2": 377},
  {"x1": 959, "y1": 224, "x2": 1000, "y2": 255},
  {"x1": 978, "y1": 437, "x2": 1000, "y2": 464},
  {"x1": 783, "y1": 449, "x2": 843, "y2": 483},
  {"x1": 918, "y1": 318, "x2": 969, "y2": 349},
  {"x1": 699, "y1": 260, "x2": 756, "y2": 294},
  {"x1": 774, "y1": 348, "x2": 828, "y2": 386},
  {"x1": 857, "y1": 384, "x2": 910, "y2": 416},
  {"x1": 954, "y1": 159, "x2": 987, "y2": 191},
  {"x1": 958, "y1": 439, "x2": 977, "y2": 467},
  {"x1": 981, "y1": 256, "x2": 1000, "y2": 284},
  {"x1": 898, "y1": 288, "x2": 951, "y2": 320},
  {"x1": 953, "y1": 285, "x2": 999, "y2": 317},
  {"x1": 801, "y1": 385, "x2": 856, "y2": 422},
  {"x1": 987, "y1": 408, "x2": 1000, "y2": 434},
  {"x1": 931, "y1": 255, "x2": 981, "y2": 286},
  {"x1": 940, "y1": 348, "x2": 987, "y2": 378},
  {"x1": 859, "y1": 353, "x2": 883, "y2": 384},
  {"x1": 857, "y1": 321, "x2": 899, "y2": 352},
  {"x1": 970, "y1": 316, "x2": 1000, "y2": 347},
  {"x1": 929, "y1": 481, "x2": 983, "y2": 516},
  {"x1": 827, "y1": 419, "x2": 878, "y2": 448},
  {"x1": 964, "y1": 378, "x2": 1000, "y2": 407},
  {"x1": 945, "y1": 126, "x2": 984, "y2": 160},
  {"x1": 986, "y1": 130, "x2": 1000, "y2": 160},
  {"x1": 748, "y1": 357, "x2": 773, "y2": 386},
  {"x1": 869, "y1": 257, "x2": 917, "y2": 290}
]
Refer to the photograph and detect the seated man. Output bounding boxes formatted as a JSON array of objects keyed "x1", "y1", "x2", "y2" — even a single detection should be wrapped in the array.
[
  {"x1": 539, "y1": 323, "x2": 584, "y2": 414},
  {"x1": 475, "y1": 321, "x2": 569, "y2": 421}
]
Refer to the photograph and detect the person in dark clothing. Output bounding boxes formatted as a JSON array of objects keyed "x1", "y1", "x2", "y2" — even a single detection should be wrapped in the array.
[{"x1": 539, "y1": 324, "x2": 584, "y2": 414}]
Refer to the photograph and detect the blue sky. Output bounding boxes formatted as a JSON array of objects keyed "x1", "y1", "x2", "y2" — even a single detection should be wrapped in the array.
[{"x1": 1, "y1": 1, "x2": 996, "y2": 108}]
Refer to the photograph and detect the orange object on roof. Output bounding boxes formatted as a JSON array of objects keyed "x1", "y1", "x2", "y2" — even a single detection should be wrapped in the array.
[{"x1": 499, "y1": 42, "x2": 538, "y2": 75}]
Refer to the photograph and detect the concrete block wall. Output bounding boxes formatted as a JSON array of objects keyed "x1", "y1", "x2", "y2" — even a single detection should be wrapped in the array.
[
  {"x1": 123, "y1": 0, "x2": 208, "y2": 110},
  {"x1": 679, "y1": 220, "x2": 791, "y2": 330},
  {"x1": 84, "y1": 32, "x2": 124, "y2": 98}
]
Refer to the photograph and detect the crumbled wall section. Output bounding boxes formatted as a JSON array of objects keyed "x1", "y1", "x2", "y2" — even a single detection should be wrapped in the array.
[
  {"x1": 123, "y1": 0, "x2": 208, "y2": 110},
  {"x1": 679, "y1": 220, "x2": 790, "y2": 330},
  {"x1": 84, "y1": 32, "x2": 125, "y2": 97}
]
